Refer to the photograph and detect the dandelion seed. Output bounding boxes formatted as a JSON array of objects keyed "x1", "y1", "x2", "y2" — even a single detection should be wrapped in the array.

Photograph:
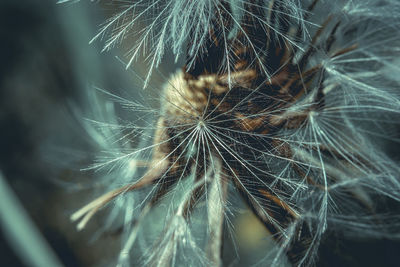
[{"x1": 62, "y1": 0, "x2": 400, "y2": 266}]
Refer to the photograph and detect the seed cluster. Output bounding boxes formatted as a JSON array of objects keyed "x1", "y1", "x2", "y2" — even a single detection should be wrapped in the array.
[{"x1": 69, "y1": 1, "x2": 400, "y2": 266}]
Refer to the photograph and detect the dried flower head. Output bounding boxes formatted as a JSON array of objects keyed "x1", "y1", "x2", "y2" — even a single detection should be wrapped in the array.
[{"x1": 63, "y1": 0, "x2": 400, "y2": 266}]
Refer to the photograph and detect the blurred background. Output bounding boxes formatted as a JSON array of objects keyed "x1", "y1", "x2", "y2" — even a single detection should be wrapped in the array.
[
  {"x1": 0, "y1": 1, "x2": 135, "y2": 266},
  {"x1": 1, "y1": 1, "x2": 400, "y2": 266}
]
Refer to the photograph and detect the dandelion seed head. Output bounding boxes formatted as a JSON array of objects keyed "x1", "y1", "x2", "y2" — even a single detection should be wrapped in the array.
[{"x1": 62, "y1": 0, "x2": 400, "y2": 266}]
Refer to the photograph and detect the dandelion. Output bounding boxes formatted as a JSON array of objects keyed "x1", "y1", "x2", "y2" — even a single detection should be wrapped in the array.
[{"x1": 63, "y1": 0, "x2": 400, "y2": 266}]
